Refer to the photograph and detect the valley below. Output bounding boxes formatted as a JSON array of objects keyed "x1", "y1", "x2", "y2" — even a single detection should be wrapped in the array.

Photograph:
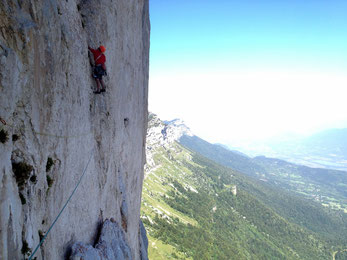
[{"x1": 141, "y1": 114, "x2": 347, "y2": 259}]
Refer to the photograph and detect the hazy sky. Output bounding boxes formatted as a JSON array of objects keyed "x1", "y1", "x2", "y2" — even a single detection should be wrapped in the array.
[{"x1": 149, "y1": 0, "x2": 347, "y2": 144}]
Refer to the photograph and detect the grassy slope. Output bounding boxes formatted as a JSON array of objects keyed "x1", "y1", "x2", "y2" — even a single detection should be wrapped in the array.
[
  {"x1": 253, "y1": 156, "x2": 347, "y2": 212},
  {"x1": 141, "y1": 142, "x2": 345, "y2": 259},
  {"x1": 180, "y1": 135, "x2": 347, "y2": 213}
]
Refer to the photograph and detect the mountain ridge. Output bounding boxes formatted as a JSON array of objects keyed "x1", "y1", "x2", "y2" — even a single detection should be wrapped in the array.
[
  {"x1": 180, "y1": 134, "x2": 347, "y2": 213},
  {"x1": 142, "y1": 114, "x2": 347, "y2": 259}
]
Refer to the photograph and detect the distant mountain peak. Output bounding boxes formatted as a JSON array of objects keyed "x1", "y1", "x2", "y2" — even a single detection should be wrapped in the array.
[
  {"x1": 164, "y1": 118, "x2": 193, "y2": 139},
  {"x1": 147, "y1": 113, "x2": 192, "y2": 146},
  {"x1": 164, "y1": 118, "x2": 186, "y2": 126},
  {"x1": 146, "y1": 113, "x2": 193, "y2": 170}
]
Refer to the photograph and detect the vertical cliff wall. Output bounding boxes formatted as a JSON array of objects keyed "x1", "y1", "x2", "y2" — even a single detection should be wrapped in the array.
[{"x1": 0, "y1": 0, "x2": 149, "y2": 259}]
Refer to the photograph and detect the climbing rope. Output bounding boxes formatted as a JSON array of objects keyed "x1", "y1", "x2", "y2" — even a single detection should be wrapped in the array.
[
  {"x1": 28, "y1": 149, "x2": 94, "y2": 260},
  {"x1": 1, "y1": 116, "x2": 98, "y2": 258}
]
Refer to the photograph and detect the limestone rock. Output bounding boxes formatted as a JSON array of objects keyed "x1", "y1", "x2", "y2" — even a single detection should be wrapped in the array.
[
  {"x1": 163, "y1": 118, "x2": 193, "y2": 142},
  {"x1": 146, "y1": 113, "x2": 192, "y2": 172},
  {"x1": 70, "y1": 219, "x2": 149, "y2": 260},
  {"x1": 147, "y1": 113, "x2": 192, "y2": 149},
  {"x1": 0, "y1": 0, "x2": 150, "y2": 259},
  {"x1": 70, "y1": 219, "x2": 132, "y2": 260},
  {"x1": 139, "y1": 220, "x2": 148, "y2": 260}
]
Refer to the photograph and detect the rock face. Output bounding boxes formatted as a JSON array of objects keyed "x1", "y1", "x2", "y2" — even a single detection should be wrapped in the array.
[
  {"x1": 70, "y1": 219, "x2": 147, "y2": 260},
  {"x1": 70, "y1": 219, "x2": 132, "y2": 260},
  {"x1": 0, "y1": 0, "x2": 149, "y2": 259},
  {"x1": 146, "y1": 113, "x2": 192, "y2": 171}
]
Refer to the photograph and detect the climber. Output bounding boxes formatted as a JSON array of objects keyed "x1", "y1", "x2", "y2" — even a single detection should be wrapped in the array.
[{"x1": 88, "y1": 45, "x2": 107, "y2": 94}]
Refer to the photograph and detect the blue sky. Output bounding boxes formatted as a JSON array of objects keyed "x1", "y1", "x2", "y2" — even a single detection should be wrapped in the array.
[{"x1": 149, "y1": 0, "x2": 347, "y2": 143}]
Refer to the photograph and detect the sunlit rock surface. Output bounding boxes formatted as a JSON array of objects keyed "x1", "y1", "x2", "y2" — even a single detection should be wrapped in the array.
[
  {"x1": 0, "y1": 0, "x2": 149, "y2": 259},
  {"x1": 145, "y1": 113, "x2": 192, "y2": 172}
]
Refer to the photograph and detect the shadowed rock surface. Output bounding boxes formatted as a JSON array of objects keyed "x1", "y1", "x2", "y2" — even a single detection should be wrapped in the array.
[
  {"x1": 71, "y1": 219, "x2": 132, "y2": 260},
  {"x1": 70, "y1": 219, "x2": 148, "y2": 260}
]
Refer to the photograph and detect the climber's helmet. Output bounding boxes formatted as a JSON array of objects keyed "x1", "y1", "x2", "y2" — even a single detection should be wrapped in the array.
[{"x1": 99, "y1": 45, "x2": 106, "y2": 53}]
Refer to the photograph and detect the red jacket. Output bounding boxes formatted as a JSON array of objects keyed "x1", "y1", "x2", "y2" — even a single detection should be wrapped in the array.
[{"x1": 88, "y1": 47, "x2": 106, "y2": 66}]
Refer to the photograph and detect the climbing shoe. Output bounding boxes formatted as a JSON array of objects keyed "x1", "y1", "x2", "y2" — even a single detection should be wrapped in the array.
[
  {"x1": 94, "y1": 91, "x2": 101, "y2": 94},
  {"x1": 101, "y1": 88, "x2": 106, "y2": 92}
]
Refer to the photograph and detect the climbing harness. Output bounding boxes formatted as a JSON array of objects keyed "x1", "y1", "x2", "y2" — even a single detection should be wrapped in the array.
[
  {"x1": 95, "y1": 53, "x2": 103, "y2": 63},
  {"x1": 28, "y1": 148, "x2": 94, "y2": 260}
]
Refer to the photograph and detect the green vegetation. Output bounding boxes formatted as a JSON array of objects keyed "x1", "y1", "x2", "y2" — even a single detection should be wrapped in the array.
[
  {"x1": 21, "y1": 240, "x2": 31, "y2": 256},
  {"x1": 12, "y1": 134, "x2": 19, "y2": 142},
  {"x1": 12, "y1": 161, "x2": 33, "y2": 189},
  {"x1": 142, "y1": 140, "x2": 346, "y2": 259},
  {"x1": 46, "y1": 175, "x2": 54, "y2": 188},
  {"x1": 147, "y1": 234, "x2": 191, "y2": 260},
  {"x1": 30, "y1": 175, "x2": 37, "y2": 183},
  {"x1": 19, "y1": 192, "x2": 26, "y2": 205},
  {"x1": 0, "y1": 129, "x2": 9, "y2": 143},
  {"x1": 38, "y1": 230, "x2": 44, "y2": 241},
  {"x1": 46, "y1": 157, "x2": 54, "y2": 172},
  {"x1": 334, "y1": 250, "x2": 347, "y2": 260},
  {"x1": 45, "y1": 158, "x2": 55, "y2": 191},
  {"x1": 180, "y1": 135, "x2": 347, "y2": 212}
]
